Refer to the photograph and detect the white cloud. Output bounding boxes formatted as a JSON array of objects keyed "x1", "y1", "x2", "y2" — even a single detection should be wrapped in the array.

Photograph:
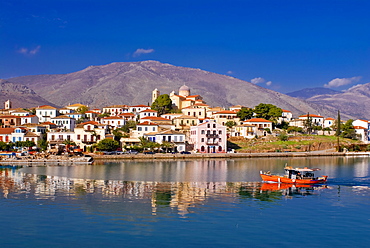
[
  {"x1": 133, "y1": 48, "x2": 155, "y2": 57},
  {"x1": 227, "y1": 71, "x2": 233, "y2": 75},
  {"x1": 17, "y1": 45, "x2": 41, "y2": 56},
  {"x1": 266, "y1": 81, "x2": 272, "y2": 86},
  {"x1": 251, "y1": 77, "x2": 265, "y2": 84},
  {"x1": 324, "y1": 76, "x2": 361, "y2": 88}
]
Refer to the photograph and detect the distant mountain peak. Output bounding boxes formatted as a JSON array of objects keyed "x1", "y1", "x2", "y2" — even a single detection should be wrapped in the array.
[{"x1": 286, "y1": 87, "x2": 340, "y2": 99}]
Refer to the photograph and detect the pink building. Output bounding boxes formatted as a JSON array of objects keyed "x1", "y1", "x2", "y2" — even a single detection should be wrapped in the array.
[{"x1": 190, "y1": 121, "x2": 227, "y2": 153}]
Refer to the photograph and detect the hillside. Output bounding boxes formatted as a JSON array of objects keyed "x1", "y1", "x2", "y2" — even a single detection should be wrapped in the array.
[
  {"x1": 0, "y1": 79, "x2": 56, "y2": 109},
  {"x1": 7, "y1": 60, "x2": 347, "y2": 118}
]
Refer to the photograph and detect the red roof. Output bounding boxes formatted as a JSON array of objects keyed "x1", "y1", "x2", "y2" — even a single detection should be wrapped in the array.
[
  {"x1": 140, "y1": 109, "x2": 157, "y2": 112},
  {"x1": 81, "y1": 121, "x2": 100, "y2": 125},
  {"x1": 131, "y1": 105, "x2": 150, "y2": 107},
  {"x1": 282, "y1": 109, "x2": 291, "y2": 112},
  {"x1": 299, "y1": 114, "x2": 324, "y2": 118},
  {"x1": 102, "y1": 116, "x2": 125, "y2": 120},
  {"x1": 354, "y1": 126, "x2": 367, "y2": 130},
  {"x1": 141, "y1": 116, "x2": 171, "y2": 121},
  {"x1": 137, "y1": 121, "x2": 158, "y2": 126},
  {"x1": 214, "y1": 110, "x2": 237, "y2": 115},
  {"x1": 244, "y1": 118, "x2": 272, "y2": 123},
  {"x1": 0, "y1": 128, "x2": 16, "y2": 134}
]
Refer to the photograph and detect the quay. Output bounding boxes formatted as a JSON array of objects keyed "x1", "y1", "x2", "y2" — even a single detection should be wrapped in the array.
[
  {"x1": 0, "y1": 155, "x2": 94, "y2": 166},
  {"x1": 91, "y1": 151, "x2": 370, "y2": 160}
]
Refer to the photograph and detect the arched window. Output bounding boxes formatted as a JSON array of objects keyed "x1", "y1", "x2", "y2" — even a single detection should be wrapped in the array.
[{"x1": 201, "y1": 146, "x2": 205, "y2": 152}]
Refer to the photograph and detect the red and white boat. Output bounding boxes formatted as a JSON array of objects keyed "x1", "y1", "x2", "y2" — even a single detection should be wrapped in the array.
[{"x1": 260, "y1": 166, "x2": 328, "y2": 184}]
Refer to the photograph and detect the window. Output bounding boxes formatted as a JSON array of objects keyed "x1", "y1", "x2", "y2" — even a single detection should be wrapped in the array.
[
  {"x1": 201, "y1": 138, "x2": 204, "y2": 142},
  {"x1": 213, "y1": 124, "x2": 216, "y2": 128},
  {"x1": 201, "y1": 130, "x2": 205, "y2": 134},
  {"x1": 219, "y1": 130, "x2": 222, "y2": 134},
  {"x1": 77, "y1": 135, "x2": 80, "y2": 140},
  {"x1": 138, "y1": 127, "x2": 142, "y2": 131}
]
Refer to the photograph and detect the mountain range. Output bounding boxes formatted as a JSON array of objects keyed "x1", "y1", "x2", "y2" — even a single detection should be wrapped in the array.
[
  {"x1": 286, "y1": 87, "x2": 340, "y2": 99},
  {"x1": 2, "y1": 60, "x2": 365, "y2": 119}
]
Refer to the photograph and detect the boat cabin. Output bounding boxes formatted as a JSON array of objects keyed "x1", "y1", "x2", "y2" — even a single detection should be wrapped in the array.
[{"x1": 284, "y1": 167, "x2": 320, "y2": 180}]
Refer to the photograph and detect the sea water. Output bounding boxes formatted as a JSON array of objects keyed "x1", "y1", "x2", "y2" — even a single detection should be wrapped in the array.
[{"x1": 1, "y1": 157, "x2": 370, "y2": 247}]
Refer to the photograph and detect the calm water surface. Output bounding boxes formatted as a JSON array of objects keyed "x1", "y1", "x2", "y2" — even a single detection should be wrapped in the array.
[{"x1": 1, "y1": 157, "x2": 370, "y2": 247}]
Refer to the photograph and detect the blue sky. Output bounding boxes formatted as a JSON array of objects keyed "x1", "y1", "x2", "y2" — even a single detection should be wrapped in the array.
[{"x1": 1, "y1": 0, "x2": 369, "y2": 93}]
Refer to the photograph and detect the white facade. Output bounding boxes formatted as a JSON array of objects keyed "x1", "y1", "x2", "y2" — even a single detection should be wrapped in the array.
[
  {"x1": 36, "y1": 106, "x2": 59, "y2": 123},
  {"x1": 51, "y1": 116, "x2": 76, "y2": 131}
]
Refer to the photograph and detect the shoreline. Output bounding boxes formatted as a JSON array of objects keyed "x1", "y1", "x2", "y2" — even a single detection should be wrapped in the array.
[
  {"x1": 91, "y1": 151, "x2": 370, "y2": 160},
  {"x1": 1, "y1": 151, "x2": 368, "y2": 166}
]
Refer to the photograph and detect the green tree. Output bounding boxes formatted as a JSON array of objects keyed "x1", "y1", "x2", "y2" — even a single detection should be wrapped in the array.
[
  {"x1": 151, "y1": 94, "x2": 172, "y2": 115},
  {"x1": 225, "y1": 121, "x2": 237, "y2": 128},
  {"x1": 98, "y1": 112, "x2": 110, "y2": 118},
  {"x1": 37, "y1": 139, "x2": 49, "y2": 151},
  {"x1": 96, "y1": 139, "x2": 120, "y2": 151},
  {"x1": 335, "y1": 110, "x2": 341, "y2": 136},
  {"x1": 0, "y1": 141, "x2": 10, "y2": 151},
  {"x1": 120, "y1": 120, "x2": 137, "y2": 133},
  {"x1": 341, "y1": 119, "x2": 357, "y2": 139},
  {"x1": 303, "y1": 113, "x2": 313, "y2": 134},
  {"x1": 112, "y1": 129, "x2": 124, "y2": 142},
  {"x1": 237, "y1": 107, "x2": 254, "y2": 121},
  {"x1": 253, "y1": 103, "x2": 282, "y2": 122},
  {"x1": 76, "y1": 105, "x2": 89, "y2": 114}
]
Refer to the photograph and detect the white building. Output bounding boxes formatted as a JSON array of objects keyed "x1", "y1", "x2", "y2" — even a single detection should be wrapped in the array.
[
  {"x1": 36, "y1": 105, "x2": 59, "y2": 123},
  {"x1": 51, "y1": 115, "x2": 76, "y2": 131}
]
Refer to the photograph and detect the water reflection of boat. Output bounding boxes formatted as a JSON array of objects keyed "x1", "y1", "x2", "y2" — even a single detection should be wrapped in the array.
[
  {"x1": 260, "y1": 166, "x2": 328, "y2": 184},
  {"x1": 260, "y1": 183, "x2": 327, "y2": 197}
]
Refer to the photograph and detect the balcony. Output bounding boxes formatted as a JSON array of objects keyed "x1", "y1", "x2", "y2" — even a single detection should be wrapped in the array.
[
  {"x1": 206, "y1": 139, "x2": 219, "y2": 145},
  {"x1": 206, "y1": 134, "x2": 219, "y2": 138},
  {"x1": 81, "y1": 140, "x2": 96, "y2": 144}
]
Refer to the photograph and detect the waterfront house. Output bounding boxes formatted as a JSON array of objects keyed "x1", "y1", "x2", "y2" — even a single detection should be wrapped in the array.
[
  {"x1": 189, "y1": 120, "x2": 227, "y2": 153},
  {"x1": 144, "y1": 129, "x2": 186, "y2": 152},
  {"x1": 0, "y1": 128, "x2": 15, "y2": 142},
  {"x1": 74, "y1": 121, "x2": 108, "y2": 152},
  {"x1": 20, "y1": 115, "x2": 39, "y2": 125},
  {"x1": 128, "y1": 105, "x2": 151, "y2": 114},
  {"x1": 36, "y1": 105, "x2": 59, "y2": 123},
  {"x1": 323, "y1": 117, "x2": 336, "y2": 129},
  {"x1": 298, "y1": 114, "x2": 324, "y2": 127},
  {"x1": 51, "y1": 115, "x2": 76, "y2": 131},
  {"x1": 101, "y1": 116, "x2": 126, "y2": 129},
  {"x1": 102, "y1": 105, "x2": 129, "y2": 116},
  {"x1": 212, "y1": 110, "x2": 240, "y2": 126},
  {"x1": 131, "y1": 121, "x2": 159, "y2": 138},
  {"x1": 181, "y1": 106, "x2": 207, "y2": 119},
  {"x1": 0, "y1": 115, "x2": 22, "y2": 128},
  {"x1": 234, "y1": 124, "x2": 258, "y2": 139},
  {"x1": 173, "y1": 115, "x2": 198, "y2": 131},
  {"x1": 139, "y1": 109, "x2": 158, "y2": 120},
  {"x1": 243, "y1": 118, "x2": 273, "y2": 136},
  {"x1": 278, "y1": 109, "x2": 293, "y2": 123}
]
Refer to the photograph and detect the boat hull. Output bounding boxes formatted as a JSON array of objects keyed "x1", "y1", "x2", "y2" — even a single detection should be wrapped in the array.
[{"x1": 260, "y1": 173, "x2": 327, "y2": 184}]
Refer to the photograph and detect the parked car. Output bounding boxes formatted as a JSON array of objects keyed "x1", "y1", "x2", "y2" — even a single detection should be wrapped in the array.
[
  {"x1": 143, "y1": 151, "x2": 155, "y2": 154},
  {"x1": 180, "y1": 151, "x2": 191, "y2": 154},
  {"x1": 125, "y1": 150, "x2": 138, "y2": 155}
]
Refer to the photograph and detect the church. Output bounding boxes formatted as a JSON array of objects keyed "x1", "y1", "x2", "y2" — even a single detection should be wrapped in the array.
[{"x1": 152, "y1": 85, "x2": 206, "y2": 110}]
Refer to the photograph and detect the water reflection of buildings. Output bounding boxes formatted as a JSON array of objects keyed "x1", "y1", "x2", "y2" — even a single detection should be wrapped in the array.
[{"x1": 1, "y1": 168, "x2": 261, "y2": 216}]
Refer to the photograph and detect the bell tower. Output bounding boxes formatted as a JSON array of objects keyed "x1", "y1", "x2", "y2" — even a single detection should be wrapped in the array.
[
  {"x1": 4, "y1": 100, "x2": 11, "y2": 110},
  {"x1": 152, "y1": 88, "x2": 160, "y2": 103}
]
